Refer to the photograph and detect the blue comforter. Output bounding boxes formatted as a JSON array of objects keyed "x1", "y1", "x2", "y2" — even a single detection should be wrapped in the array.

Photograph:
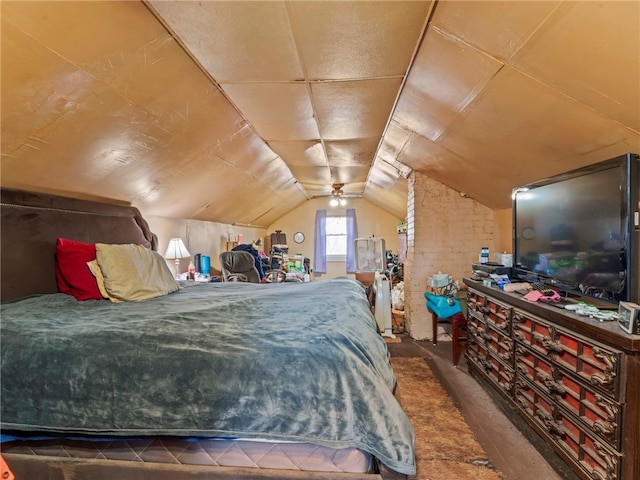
[{"x1": 1, "y1": 278, "x2": 415, "y2": 474}]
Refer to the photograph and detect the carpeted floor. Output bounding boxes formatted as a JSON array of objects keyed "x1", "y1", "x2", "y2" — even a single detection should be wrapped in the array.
[{"x1": 391, "y1": 357, "x2": 504, "y2": 480}]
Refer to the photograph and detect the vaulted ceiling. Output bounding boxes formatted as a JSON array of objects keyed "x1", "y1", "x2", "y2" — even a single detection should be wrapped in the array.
[{"x1": 2, "y1": 1, "x2": 639, "y2": 227}]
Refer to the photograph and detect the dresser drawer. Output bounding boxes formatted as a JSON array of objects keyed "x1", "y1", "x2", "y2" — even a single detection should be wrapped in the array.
[
  {"x1": 467, "y1": 337, "x2": 515, "y2": 395},
  {"x1": 467, "y1": 288, "x2": 485, "y2": 313},
  {"x1": 481, "y1": 323, "x2": 514, "y2": 363},
  {"x1": 513, "y1": 309, "x2": 622, "y2": 399},
  {"x1": 515, "y1": 343, "x2": 621, "y2": 449},
  {"x1": 515, "y1": 378, "x2": 621, "y2": 480},
  {"x1": 468, "y1": 310, "x2": 514, "y2": 364},
  {"x1": 467, "y1": 289, "x2": 512, "y2": 332}
]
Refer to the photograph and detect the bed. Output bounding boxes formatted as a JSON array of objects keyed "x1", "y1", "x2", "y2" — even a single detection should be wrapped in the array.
[{"x1": 0, "y1": 188, "x2": 415, "y2": 479}]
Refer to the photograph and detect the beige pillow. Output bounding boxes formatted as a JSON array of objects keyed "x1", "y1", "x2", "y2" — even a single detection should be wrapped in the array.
[
  {"x1": 87, "y1": 259, "x2": 121, "y2": 302},
  {"x1": 95, "y1": 243, "x2": 180, "y2": 302}
]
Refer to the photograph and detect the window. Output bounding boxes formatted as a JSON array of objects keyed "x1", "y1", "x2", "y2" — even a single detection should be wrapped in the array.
[
  {"x1": 326, "y1": 216, "x2": 347, "y2": 260},
  {"x1": 313, "y1": 209, "x2": 357, "y2": 274}
]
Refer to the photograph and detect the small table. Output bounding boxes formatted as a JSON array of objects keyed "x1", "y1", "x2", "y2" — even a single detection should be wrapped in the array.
[{"x1": 428, "y1": 307, "x2": 467, "y2": 367}]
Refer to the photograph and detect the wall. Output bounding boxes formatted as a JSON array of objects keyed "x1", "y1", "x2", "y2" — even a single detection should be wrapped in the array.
[
  {"x1": 267, "y1": 197, "x2": 402, "y2": 280},
  {"x1": 143, "y1": 196, "x2": 400, "y2": 280},
  {"x1": 404, "y1": 172, "x2": 495, "y2": 340},
  {"x1": 494, "y1": 208, "x2": 513, "y2": 256},
  {"x1": 144, "y1": 213, "x2": 266, "y2": 276}
]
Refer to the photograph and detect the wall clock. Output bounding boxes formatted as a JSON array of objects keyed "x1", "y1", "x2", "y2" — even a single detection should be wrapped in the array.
[
  {"x1": 293, "y1": 232, "x2": 305, "y2": 244},
  {"x1": 522, "y1": 227, "x2": 535, "y2": 240}
]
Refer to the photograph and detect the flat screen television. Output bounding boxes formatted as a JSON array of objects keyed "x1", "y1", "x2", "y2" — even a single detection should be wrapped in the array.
[{"x1": 512, "y1": 153, "x2": 639, "y2": 306}]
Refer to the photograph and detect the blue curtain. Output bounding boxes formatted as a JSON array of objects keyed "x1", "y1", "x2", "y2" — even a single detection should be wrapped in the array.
[
  {"x1": 346, "y1": 208, "x2": 358, "y2": 273},
  {"x1": 313, "y1": 209, "x2": 327, "y2": 273}
]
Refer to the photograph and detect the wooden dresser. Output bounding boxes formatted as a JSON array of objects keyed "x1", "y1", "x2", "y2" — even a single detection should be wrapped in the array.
[{"x1": 463, "y1": 279, "x2": 640, "y2": 480}]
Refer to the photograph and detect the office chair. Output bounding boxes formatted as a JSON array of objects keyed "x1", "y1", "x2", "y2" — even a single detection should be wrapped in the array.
[
  {"x1": 219, "y1": 251, "x2": 261, "y2": 283},
  {"x1": 219, "y1": 251, "x2": 286, "y2": 283}
]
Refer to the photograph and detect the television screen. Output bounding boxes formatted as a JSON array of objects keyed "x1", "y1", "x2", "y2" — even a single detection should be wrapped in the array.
[{"x1": 513, "y1": 155, "x2": 638, "y2": 304}]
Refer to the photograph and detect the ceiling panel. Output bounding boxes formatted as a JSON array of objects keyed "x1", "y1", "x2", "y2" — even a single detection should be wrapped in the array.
[
  {"x1": 367, "y1": 158, "x2": 405, "y2": 189},
  {"x1": 511, "y1": 1, "x2": 640, "y2": 132},
  {"x1": 268, "y1": 141, "x2": 327, "y2": 167},
  {"x1": 329, "y1": 165, "x2": 371, "y2": 185},
  {"x1": 2, "y1": 1, "x2": 161, "y2": 63},
  {"x1": 291, "y1": 0, "x2": 431, "y2": 80},
  {"x1": 221, "y1": 83, "x2": 319, "y2": 141},
  {"x1": 210, "y1": 124, "x2": 280, "y2": 173},
  {"x1": 394, "y1": 28, "x2": 503, "y2": 141},
  {"x1": 313, "y1": 78, "x2": 403, "y2": 140},
  {"x1": 437, "y1": 67, "x2": 640, "y2": 206},
  {"x1": 0, "y1": 22, "x2": 99, "y2": 153},
  {"x1": 325, "y1": 138, "x2": 380, "y2": 167},
  {"x1": 398, "y1": 134, "x2": 501, "y2": 202},
  {"x1": 2, "y1": 72, "x2": 169, "y2": 201},
  {"x1": 364, "y1": 179, "x2": 408, "y2": 216},
  {"x1": 430, "y1": 0, "x2": 562, "y2": 61},
  {"x1": 287, "y1": 165, "x2": 332, "y2": 188},
  {"x1": 378, "y1": 122, "x2": 413, "y2": 161},
  {"x1": 150, "y1": 1, "x2": 303, "y2": 82}
]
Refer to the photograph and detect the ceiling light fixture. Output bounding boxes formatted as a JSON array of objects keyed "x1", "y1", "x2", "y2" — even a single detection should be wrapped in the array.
[{"x1": 329, "y1": 183, "x2": 347, "y2": 207}]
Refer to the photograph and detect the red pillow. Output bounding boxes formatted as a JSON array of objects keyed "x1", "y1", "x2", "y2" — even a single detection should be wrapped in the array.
[{"x1": 55, "y1": 238, "x2": 103, "y2": 301}]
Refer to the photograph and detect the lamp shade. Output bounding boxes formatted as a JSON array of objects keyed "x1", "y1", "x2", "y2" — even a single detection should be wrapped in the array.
[{"x1": 164, "y1": 238, "x2": 191, "y2": 259}]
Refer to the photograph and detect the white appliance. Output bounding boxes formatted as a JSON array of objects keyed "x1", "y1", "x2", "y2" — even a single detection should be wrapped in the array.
[
  {"x1": 373, "y1": 272, "x2": 394, "y2": 338},
  {"x1": 354, "y1": 237, "x2": 386, "y2": 273},
  {"x1": 354, "y1": 238, "x2": 394, "y2": 338}
]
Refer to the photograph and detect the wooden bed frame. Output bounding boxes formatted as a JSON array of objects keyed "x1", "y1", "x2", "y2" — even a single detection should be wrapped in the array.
[{"x1": 0, "y1": 188, "x2": 407, "y2": 480}]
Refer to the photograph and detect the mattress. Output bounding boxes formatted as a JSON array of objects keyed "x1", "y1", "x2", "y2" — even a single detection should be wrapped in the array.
[{"x1": 1, "y1": 437, "x2": 373, "y2": 473}]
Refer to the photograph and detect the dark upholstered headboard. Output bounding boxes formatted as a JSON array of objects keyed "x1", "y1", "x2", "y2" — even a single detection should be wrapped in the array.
[{"x1": 1, "y1": 188, "x2": 157, "y2": 302}]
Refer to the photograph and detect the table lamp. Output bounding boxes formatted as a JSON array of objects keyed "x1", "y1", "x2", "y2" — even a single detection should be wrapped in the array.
[{"x1": 164, "y1": 238, "x2": 191, "y2": 279}]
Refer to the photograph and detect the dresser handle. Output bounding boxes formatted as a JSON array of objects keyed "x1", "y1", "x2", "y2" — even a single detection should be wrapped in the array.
[
  {"x1": 501, "y1": 371, "x2": 514, "y2": 392},
  {"x1": 594, "y1": 394, "x2": 619, "y2": 422},
  {"x1": 535, "y1": 407, "x2": 565, "y2": 437},
  {"x1": 515, "y1": 344, "x2": 527, "y2": 356},
  {"x1": 592, "y1": 442, "x2": 617, "y2": 480},
  {"x1": 533, "y1": 332, "x2": 563, "y2": 354},
  {"x1": 515, "y1": 395, "x2": 528, "y2": 410},
  {"x1": 590, "y1": 467, "x2": 608, "y2": 480},
  {"x1": 536, "y1": 371, "x2": 567, "y2": 396},
  {"x1": 591, "y1": 372, "x2": 614, "y2": 389},
  {"x1": 499, "y1": 351, "x2": 512, "y2": 361},
  {"x1": 591, "y1": 348, "x2": 618, "y2": 390},
  {"x1": 479, "y1": 357, "x2": 492, "y2": 372},
  {"x1": 592, "y1": 419, "x2": 616, "y2": 439},
  {"x1": 496, "y1": 321, "x2": 510, "y2": 331}
]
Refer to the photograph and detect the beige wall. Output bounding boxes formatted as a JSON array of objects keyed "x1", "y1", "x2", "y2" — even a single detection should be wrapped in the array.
[
  {"x1": 143, "y1": 197, "x2": 402, "y2": 279},
  {"x1": 267, "y1": 197, "x2": 403, "y2": 280},
  {"x1": 494, "y1": 208, "x2": 513, "y2": 255},
  {"x1": 143, "y1": 213, "x2": 266, "y2": 275}
]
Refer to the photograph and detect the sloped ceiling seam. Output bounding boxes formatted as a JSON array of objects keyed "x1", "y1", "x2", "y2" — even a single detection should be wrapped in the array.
[{"x1": 364, "y1": 0, "x2": 437, "y2": 189}]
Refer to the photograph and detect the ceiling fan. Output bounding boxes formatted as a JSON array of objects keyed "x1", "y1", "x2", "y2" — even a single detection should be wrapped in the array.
[{"x1": 330, "y1": 183, "x2": 346, "y2": 207}]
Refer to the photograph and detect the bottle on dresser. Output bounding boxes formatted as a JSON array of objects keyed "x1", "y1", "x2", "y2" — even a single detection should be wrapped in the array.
[{"x1": 479, "y1": 247, "x2": 489, "y2": 264}]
